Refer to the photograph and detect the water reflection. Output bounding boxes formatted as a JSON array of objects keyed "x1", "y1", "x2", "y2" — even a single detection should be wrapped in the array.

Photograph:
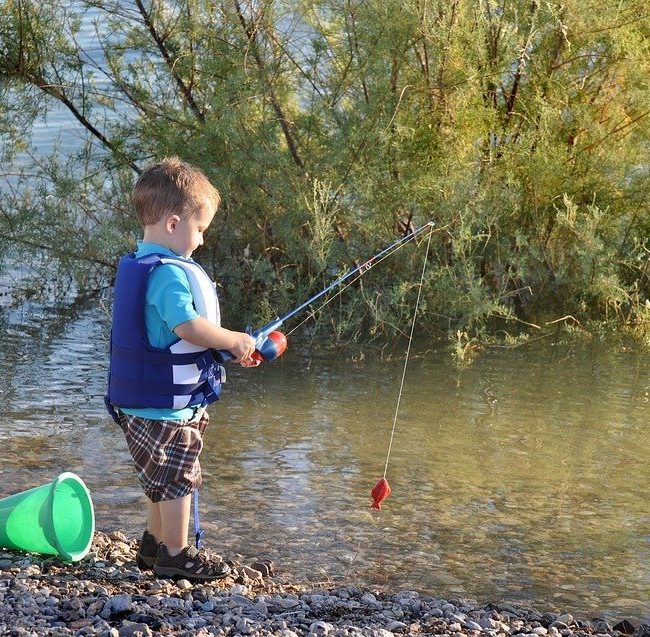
[{"x1": 0, "y1": 301, "x2": 648, "y2": 623}]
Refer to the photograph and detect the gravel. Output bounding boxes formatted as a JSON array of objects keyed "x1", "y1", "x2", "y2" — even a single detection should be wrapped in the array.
[{"x1": 0, "y1": 531, "x2": 648, "y2": 637}]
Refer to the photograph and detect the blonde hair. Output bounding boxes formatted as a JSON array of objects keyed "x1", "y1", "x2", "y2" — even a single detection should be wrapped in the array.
[{"x1": 133, "y1": 157, "x2": 221, "y2": 226}]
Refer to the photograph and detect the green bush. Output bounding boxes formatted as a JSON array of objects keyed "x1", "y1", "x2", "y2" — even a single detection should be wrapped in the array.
[{"x1": 0, "y1": 0, "x2": 647, "y2": 348}]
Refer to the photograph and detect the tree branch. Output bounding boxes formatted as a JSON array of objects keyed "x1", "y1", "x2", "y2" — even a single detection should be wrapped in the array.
[
  {"x1": 134, "y1": 0, "x2": 205, "y2": 123},
  {"x1": 576, "y1": 109, "x2": 650, "y2": 155},
  {"x1": 37, "y1": 81, "x2": 141, "y2": 174},
  {"x1": 504, "y1": 0, "x2": 539, "y2": 124},
  {"x1": 2, "y1": 233, "x2": 117, "y2": 270},
  {"x1": 233, "y1": 0, "x2": 305, "y2": 172}
]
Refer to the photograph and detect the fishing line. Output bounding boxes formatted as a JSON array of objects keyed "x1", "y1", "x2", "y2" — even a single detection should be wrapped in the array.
[
  {"x1": 285, "y1": 274, "x2": 362, "y2": 337},
  {"x1": 382, "y1": 225, "x2": 433, "y2": 479},
  {"x1": 285, "y1": 226, "x2": 436, "y2": 338},
  {"x1": 215, "y1": 221, "x2": 438, "y2": 512},
  {"x1": 214, "y1": 222, "x2": 439, "y2": 365}
]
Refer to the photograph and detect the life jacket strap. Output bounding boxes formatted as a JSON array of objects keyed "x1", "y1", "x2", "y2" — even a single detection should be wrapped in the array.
[
  {"x1": 104, "y1": 396, "x2": 121, "y2": 425},
  {"x1": 202, "y1": 365, "x2": 225, "y2": 404},
  {"x1": 110, "y1": 375, "x2": 206, "y2": 395},
  {"x1": 111, "y1": 343, "x2": 205, "y2": 366}
]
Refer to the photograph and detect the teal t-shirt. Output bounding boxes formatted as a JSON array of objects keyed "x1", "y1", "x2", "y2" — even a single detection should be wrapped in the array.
[{"x1": 120, "y1": 242, "x2": 200, "y2": 421}]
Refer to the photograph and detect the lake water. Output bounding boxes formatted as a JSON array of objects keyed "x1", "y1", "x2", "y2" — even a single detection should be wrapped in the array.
[
  {"x1": 0, "y1": 2, "x2": 648, "y2": 625},
  {"x1": 0, "y1": 299, "x2": 648, "y2": 623}
]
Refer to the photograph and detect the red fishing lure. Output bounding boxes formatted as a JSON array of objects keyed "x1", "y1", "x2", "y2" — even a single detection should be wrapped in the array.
[{"x1": 370, "y1": 478, "x2": 391, "y2": 509}]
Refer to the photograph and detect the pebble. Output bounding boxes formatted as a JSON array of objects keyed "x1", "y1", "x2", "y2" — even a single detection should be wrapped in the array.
[
  {"x1": 0, "y1": 531, "x2": 644, "y2": 636},
  {"x1": 101, "y1": 594, "x2": 132, "y2": 616},
  {"x1": 558, "y1": 614, "x2": 575, "y2": 625}
]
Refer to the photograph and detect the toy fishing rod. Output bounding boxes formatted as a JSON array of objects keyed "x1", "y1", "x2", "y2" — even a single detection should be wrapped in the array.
[{"x1": 214, "y1": 221, "x2": 435, "y2": 364}]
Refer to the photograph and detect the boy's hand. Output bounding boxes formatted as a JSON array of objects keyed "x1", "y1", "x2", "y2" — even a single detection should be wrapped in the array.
[
  {"x1": 240, "y1": 356, "x2": 261, "y2": 368},
  {"x1": 230, "y1": 331, "x2": 256, "y2": 363}
]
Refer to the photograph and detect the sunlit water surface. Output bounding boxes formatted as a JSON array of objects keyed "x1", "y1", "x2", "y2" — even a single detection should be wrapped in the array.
[
  {"x1": 0, "y1": 301, "x2": 648, "y2": 623},
  {"x1": 1, "y1": 2, "x2": 647, "y2": 624}
]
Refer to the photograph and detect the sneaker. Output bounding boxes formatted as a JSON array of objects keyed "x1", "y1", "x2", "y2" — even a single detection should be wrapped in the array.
[
  {"x1": 154, "y1": 544, "x2": 231, "y2": 581},
  {"x1": 135, "y1": 530, "x2": 159, "y2": 570}
]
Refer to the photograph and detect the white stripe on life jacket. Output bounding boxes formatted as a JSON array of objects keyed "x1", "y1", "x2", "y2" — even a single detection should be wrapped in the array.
[{"x1": 159, "y1": 258, "x2": 222, "y2": 408}]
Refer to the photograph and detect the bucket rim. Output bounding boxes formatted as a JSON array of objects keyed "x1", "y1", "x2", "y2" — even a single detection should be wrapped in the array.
[{"x1": 47, "y1": 472, "x2": 95, "y2": 562}]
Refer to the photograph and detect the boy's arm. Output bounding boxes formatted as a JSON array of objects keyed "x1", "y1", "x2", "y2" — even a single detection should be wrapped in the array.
[{"x1": 174, "y1": 317, "x2": 255, "y2": 362}]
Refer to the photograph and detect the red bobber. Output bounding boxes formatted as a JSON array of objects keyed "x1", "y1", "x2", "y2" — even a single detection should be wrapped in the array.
[{"x1": 370, "y1": 477, "x2": 392, "y2": 510}]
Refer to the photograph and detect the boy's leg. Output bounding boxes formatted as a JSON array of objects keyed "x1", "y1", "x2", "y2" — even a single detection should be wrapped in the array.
[
  {"x1": 121, "y1": 410, "x2": 228, "y2": 578},
  {"x1": 135, "y1": 501, "x2": 162, "y2": 569},
  {"x1": 136, "y1": 495, "x2": 191, "y2": 568},
  {"x1": 147, "y1": 501, "x2": 162, "y2": 542},
  {"x1": 159, "y1": 493, "x2": 192, "y2": 556}
]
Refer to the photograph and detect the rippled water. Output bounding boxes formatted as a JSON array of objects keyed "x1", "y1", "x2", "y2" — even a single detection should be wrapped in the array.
[
  {"x1": 1, "y1": 2, "x2": 647, "y2": 622},
  {"x1": 0, "y1": 300, "x2": 648, "y2": 622}
]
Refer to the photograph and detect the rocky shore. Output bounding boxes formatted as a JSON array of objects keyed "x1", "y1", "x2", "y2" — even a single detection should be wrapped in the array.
[{"x1": 0, "y1": 532, "x2": 647, "y2": 637}]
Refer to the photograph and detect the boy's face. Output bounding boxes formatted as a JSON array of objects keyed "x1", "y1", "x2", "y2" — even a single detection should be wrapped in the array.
[{"x1": 168, "y1": 197, "x2": 216, "y2": 258}]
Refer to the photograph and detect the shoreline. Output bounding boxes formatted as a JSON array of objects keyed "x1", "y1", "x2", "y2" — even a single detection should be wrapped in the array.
[{"x1": 0, "y1": 532, "x2": 647, "y2": 637}]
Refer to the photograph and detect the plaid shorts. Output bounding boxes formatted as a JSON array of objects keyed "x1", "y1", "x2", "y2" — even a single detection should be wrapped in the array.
[{"x1": 118, "y1": 410, "x2": 209, "y2": 503}]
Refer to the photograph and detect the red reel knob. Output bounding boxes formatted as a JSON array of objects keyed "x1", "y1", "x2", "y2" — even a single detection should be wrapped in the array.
[{"x1": 256, "y1": 331, "x2": 288, "y2": 361}]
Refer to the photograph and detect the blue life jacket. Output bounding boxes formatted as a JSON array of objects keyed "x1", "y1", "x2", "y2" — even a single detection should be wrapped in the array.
[{"x1": 105, "y1": 252, "x2": 224, "y2": 419}]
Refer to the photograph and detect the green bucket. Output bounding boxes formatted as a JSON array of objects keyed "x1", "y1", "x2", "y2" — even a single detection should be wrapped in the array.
[{"x1": 0, "y1": 472, "x2": 95, "y2": 562}]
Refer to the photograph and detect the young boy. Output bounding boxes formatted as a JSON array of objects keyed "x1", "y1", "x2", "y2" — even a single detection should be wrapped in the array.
[{"x1": 105, "y1": 157, "x2": 256, "y2": 581}]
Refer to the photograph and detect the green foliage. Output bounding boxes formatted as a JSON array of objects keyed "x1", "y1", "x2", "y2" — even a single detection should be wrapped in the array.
[{"x1": 0, "y1": 0, "x2": 647, "y2": 347}]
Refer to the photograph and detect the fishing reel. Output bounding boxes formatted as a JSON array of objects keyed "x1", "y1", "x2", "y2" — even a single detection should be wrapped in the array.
[
  {"x1": 251, "y1": 330, "x2": 287, "y2": 362},
  {"x1": 213, "y1": 324, "x2": 287, "y2": 365}
]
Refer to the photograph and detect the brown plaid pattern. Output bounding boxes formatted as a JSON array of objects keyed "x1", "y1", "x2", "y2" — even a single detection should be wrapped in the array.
[{"x1": 118, "y1": 410, "x2": 209, "y2": 503}]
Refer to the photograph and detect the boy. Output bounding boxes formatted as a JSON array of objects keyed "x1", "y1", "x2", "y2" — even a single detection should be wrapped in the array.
[{"x1": 105, "y1": 157, "x2": 256, "y2": 581}]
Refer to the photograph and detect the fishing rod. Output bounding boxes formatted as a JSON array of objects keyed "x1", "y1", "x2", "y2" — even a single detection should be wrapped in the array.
[{"x1": 214, "y1": 221, "x2": 435, "y2": 364}]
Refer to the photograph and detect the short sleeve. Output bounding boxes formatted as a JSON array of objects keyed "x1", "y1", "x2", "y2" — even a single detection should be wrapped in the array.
[{"x1": 147, "y1": 263, "x2": 200, "y2": 332}]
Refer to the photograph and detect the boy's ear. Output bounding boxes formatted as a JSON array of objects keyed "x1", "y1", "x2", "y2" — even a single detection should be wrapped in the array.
[{"x1": 166, "y1": 214, "x2": 181, "y2": 233}]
